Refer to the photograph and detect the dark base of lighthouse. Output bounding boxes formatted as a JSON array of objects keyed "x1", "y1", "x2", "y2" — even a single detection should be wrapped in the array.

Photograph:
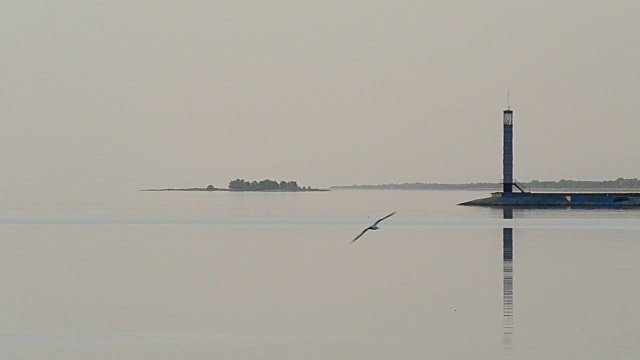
[{"x1": 459, "y1": 192, "x2": 640, "y2": 207}]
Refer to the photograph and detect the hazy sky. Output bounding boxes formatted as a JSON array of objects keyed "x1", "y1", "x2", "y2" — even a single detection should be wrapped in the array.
[{"x1": 2, "y1": 1, "x2": 639, "y2": 193}]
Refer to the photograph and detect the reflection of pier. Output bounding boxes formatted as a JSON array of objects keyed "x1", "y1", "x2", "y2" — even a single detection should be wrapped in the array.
[{"x1": 503, "y1": 209, "x2": 514, "y2": 358}]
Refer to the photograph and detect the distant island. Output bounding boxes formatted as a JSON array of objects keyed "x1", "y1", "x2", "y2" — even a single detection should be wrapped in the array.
[
  {"x1": 141, "y1": 179, "x2": 329, "y2": 192},
  {"x1": 331, "y1": 178, "x2": 640, "y2": 191},
  {"x1": 143, "y1": 177, "x2": 640, "y2": 192}
]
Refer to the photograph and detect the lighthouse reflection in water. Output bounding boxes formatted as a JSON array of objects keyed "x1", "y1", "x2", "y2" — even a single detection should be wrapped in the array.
[{"x1": 503, "y1": 208, "x2": 514, "y2": 357}]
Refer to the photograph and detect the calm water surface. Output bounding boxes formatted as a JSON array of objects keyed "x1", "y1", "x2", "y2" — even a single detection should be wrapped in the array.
[{"x1": 1, "y1": 190, "x2": 639, "y2": 359}]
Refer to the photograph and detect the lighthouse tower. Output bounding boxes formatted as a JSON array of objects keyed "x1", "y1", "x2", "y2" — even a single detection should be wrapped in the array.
[{"x1": 502, "y1": 107, "x2": 514, "y2": 193}]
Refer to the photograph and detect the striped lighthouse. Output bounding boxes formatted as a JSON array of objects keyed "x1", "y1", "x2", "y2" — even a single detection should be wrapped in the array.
[{"x1": 502, "y1": 107, "x2": 514, "y2": 193}]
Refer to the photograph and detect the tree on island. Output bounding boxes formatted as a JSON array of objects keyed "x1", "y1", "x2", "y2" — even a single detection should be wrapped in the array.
[
  {"x1": 228, "y1": 178, "x2": 302, "y2": 191},
  {"x1": 286, "y1": 181, "x2": 298, "y2": 190},
  {"x1": 259, "y1": 179, "x2": 280, "y2": 190}
]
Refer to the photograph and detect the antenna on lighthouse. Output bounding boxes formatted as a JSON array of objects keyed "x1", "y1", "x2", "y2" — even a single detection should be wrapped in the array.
[{"x1": 507, "y1": 89, "x2": 511, "y2": 109}]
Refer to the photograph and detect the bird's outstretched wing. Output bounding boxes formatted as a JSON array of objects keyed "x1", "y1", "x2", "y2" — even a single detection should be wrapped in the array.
[
  {"x1": 373, "y1": 212, "x2": 396, "y2": 226},
  {"x1": 351, "y1": 228, "x2": 369, "y2": 243}
]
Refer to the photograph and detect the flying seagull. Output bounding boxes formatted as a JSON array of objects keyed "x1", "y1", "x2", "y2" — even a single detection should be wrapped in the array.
[{"x1": 351, "y1": 212, "x2": 396, "y2": 243}]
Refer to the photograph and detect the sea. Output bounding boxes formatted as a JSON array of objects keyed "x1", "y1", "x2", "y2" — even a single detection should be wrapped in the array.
[{"x1": 1, "y1": 189, "x2": 639, "y2": 359}]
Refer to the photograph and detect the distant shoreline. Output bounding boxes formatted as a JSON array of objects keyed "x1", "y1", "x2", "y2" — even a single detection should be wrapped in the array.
[
  {"x1": 331, "y1": 178, "x2": 640, "y2": 191},
  {"x1": 142, "y1": 178, "x2": 640, "y2": 193},
  {"x1": 140, "y1": 187, "x2": 330, "y2": 192}
]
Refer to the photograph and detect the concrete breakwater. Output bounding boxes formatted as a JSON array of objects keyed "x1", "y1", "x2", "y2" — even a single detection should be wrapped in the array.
[{"x1": 460, "y1": 192, "x2": 640, "y2": 207}]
